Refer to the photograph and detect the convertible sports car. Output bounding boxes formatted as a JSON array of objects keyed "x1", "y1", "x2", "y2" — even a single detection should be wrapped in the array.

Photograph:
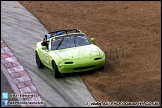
[{"x1": 35, "y1": 28, "x2": 105, "y2": 78}]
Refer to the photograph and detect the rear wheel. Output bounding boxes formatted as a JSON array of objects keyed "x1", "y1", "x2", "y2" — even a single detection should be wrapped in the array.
[
  {"x1": 52, "y1": 61, "x2": 61, "y2": 78},
  {"x1": 35, "y1": 51, "x2": 44, "y2": 68}
]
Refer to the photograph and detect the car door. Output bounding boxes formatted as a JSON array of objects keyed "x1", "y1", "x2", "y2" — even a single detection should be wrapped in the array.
[
  {"x1": 38, "y1": 48, "x2": 46, "y2": 64},
  {"x1": 38, "y1": 43, "x2": 50, "y2": 67}
]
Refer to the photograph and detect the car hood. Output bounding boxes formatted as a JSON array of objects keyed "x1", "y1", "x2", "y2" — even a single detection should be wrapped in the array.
[{"x1": 54, "y1": 44, "x2": 101, "y2": 60}]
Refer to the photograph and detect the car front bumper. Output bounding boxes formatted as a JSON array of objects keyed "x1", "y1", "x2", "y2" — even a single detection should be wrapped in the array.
[{"x1": 57, "y1": 56, "x2": 106, "y2": 73}]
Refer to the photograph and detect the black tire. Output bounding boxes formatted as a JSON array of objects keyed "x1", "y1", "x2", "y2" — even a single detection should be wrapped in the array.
[
  {"x1": 99, "y1": 65, "x2": 105, "y2": 70},
  {"x1": 52, "y1": 61, "x2": 61, "y2": 78},
  {"x1": 35, "y1": 51, "x2": 44, "y2": 68}
]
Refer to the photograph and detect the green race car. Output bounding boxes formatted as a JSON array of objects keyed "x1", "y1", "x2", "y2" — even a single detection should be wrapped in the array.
[{"x1": 35, "y1": 28, "x2": 105, "y2": 78}]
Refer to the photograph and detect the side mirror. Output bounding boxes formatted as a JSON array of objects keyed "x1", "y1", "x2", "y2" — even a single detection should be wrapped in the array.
[
  {"x1": 41, "y1": 46, "x2": 46, "y2": 50},
  {"x1": 90, "y1": 38, "x2": 95, "y2": 43}
]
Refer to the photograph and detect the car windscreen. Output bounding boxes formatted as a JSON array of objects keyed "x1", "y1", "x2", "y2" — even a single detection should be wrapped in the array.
[{"x1": 51, "y1": 34, "x2": 91, "y2": 50}]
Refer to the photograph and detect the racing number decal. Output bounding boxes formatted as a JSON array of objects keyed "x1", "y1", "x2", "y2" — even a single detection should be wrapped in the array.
[{"x1": 46, "y1": 53, "x2": 49, "y2": 62}]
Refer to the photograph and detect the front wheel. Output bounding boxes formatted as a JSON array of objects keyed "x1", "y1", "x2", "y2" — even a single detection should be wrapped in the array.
[
  {"x1": 35, "y1": 51, "x2": 44, "y2": 68},
  {"x1": 99, "y1": 65, "x2": 105, "y2": 70},
  {"x1": 52, "y1": 61, "x2": 61, "y2": 78}
]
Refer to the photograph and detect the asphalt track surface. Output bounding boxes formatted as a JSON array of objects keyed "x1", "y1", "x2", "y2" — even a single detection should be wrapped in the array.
[
  {"x1": 1, "y1": 71, "x2": 21, "y2": 107},
  {"x1": 1, "y1": 1, "x2": 96, "y2": 107}
]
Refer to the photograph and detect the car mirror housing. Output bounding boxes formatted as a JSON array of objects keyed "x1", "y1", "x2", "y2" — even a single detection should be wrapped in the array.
[
  {"x1": 90, "y1": 38, "x2": 95, "y2": 43},
  {"x1": 41, "y1": 46, "x2": 46, "y2": 50}
]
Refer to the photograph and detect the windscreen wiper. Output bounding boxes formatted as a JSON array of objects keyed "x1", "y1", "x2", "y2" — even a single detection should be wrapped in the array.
[
  {"x1": 74, "y1": 35, "x2": 76, "y2": 47},
  {"x1": 56, "y1": 37, "x2": 64, "y2": 50}
]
